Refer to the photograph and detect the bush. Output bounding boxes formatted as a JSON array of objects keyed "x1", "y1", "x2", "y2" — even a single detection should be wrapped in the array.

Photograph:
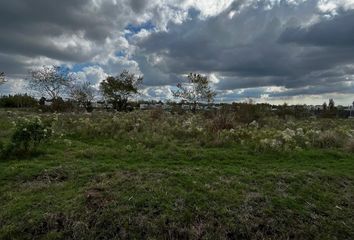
[
  {"x1": 314, "y1": 130, "x2": 343, "y2": 149},
  {"x1": 7, "y1": 117, "x2": 53, "y2": 156},
  {"x1": 206, "y1": 112, "x2": 234, "y2": 133},
  {"x1": 39, "y1": 98, "x2": 75, "y2": 112},
  {"x1": 344, "y1": 138, "x2": 354, "y2": 153}
]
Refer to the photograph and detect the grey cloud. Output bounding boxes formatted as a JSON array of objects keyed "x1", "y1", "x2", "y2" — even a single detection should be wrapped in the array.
[
  {"x1": 279, "y1": 10, "x2": 354, "y2": 47},
  {"x1": 2, "y1": 0, "x2": 354, "y2": 102},
  {"x1": 136, "y1": 0, "x2": 354, "y2": 100},
  {"x1": 0, "y1": 0, "x2": 137, "y2": 77}
]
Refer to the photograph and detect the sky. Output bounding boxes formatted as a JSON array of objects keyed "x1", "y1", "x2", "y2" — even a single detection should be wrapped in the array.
[{"x1": 1, "y1": 0, "x2": 354, "y2": 105}]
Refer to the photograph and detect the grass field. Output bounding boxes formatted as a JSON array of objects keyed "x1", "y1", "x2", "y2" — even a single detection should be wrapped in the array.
[{"x1": 0, "y1": 109, "x2": 353, "y2": 239}]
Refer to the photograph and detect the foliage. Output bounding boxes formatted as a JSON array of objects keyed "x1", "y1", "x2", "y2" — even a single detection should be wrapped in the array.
[
  {"x1": 7, "y1": 116, "x2": 52, "y2": 156},
  {"x1": 70, "y1": 81, "x2": 95, "y2": 112},
  {"x1": 29, "y1": 65, "x2": 75, "y2": 100},
  {"x1": 314, "y1": 130, "x2": 343, "y2": 148},
  {"x1": 1, "y1": 109, "x2": 354, "y2": 239},
  {"x1": 329, "y1": 98, "x2": 335, "y2": 111},
  {"x1": 345, "y1": 138, "x2": 354, "y2": 153},
  {"x1": 0, "y1": 94, "x2": 38, "y2": 108},
  {"x1": 38, "y1": 97, "x2": 75, "y2": 112},
  {"x1": 100, "y1": 70, "x2": 143, "y2": 111},
  {"x1": 173, "y1": 73, "x2": 216, "y2": 112},
  {"x1": 0, "y1": 71, "x2": 5, "y2": 85}
]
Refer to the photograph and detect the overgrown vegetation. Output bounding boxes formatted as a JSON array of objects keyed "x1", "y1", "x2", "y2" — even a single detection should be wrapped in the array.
[
  {"x1": 0, "y1": 94, "x2": 38, "y2": 108},
  {"x1": 1, "y1": 67, "x2": 354, "y2": 239},
  {"x1": 0, "y1": 109, "x2": 353, "y2": 239}
]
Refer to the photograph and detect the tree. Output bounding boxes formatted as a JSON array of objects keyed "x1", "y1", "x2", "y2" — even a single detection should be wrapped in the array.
[
  {"x1": 322, "y1": 102, "x2": 327, "y2": 111},
  {"x1": 0, "y1": 72, "x2": 5, "y2": 85},
  {"x1": 329, "y1": 98, "x2": 335, "y2": 111},
  {"x1": 70, "y1": 81, "x2": 95, "y2": 112},
  {"x1": 29, "y1": 65, "x2": 75, "y2": 100},
  {"x1": 173, "y1": 73, "x2": 216, "y2": 112},
  {"x1": 100, "y1": 70, "x2": 143, "y2": 111}
]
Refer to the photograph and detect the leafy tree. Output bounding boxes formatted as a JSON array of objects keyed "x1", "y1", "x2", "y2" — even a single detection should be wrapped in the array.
[
  {"x1": 100, "y1": 70, "x2": 143, "y2": 111},
  {"x1": 70, "y1": 82, "x2": 95, "y2": 112},
  {"x1": 323, "y1": 102, "x2": 327, "y2": 111},
  {"x1": 29, "y1": 65, "x2": 75, "y2": 100},
  {"x1": 173, "y1": 73, "x2": 216, "y2": 112}
]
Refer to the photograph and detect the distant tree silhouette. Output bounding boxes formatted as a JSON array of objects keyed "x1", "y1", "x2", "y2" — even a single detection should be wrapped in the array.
[
  {"x1": 70, "y1": 81, "x2": 95, "y2": 112},
  {"x1": 329, "y1": 98, "x2": 335, "y2": 111},
  {"x1": 173, "y1": 73, "x2": 216, "y2": 112},
  {"x1": 0, "y1": 72, "x2": 5, "y2": 85},
  {"x1": 100, "y1": 70, "x2": 143, "y2": 111},
  {"x1": 29, "y1": 65, "x2": 75, "y2": 100},
  {"x1": 323, "y1": 102, "x2": 327, "y2": 111}
]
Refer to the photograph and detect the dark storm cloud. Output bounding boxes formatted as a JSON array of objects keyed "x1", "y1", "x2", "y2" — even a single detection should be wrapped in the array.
[
  {"x1": 279, "y1": 10, "x2": 354, "y2": 47},
  {"x1": 0, "y1": 0, "x2": 136, "y2": 76},
  {"x1": 1, "y1": 0, "x2": 354, "y2": 101},
  {"x1": 129, "y1": 0, "x2": 149, "y2": 13},
  {"x1": 0, "y1": 53, "x2": 27, "y2": 76},
  {"x1": 136, "y1": 0, "x2": 354, "y2": 98}
]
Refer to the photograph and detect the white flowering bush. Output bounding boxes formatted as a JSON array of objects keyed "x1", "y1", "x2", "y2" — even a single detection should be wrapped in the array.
[
  {"x1": 9, "y1": 116, "x2": 53, "y2": 155},
  {"x1": 19, "y1": 110, "x2": 354, "y2": 153}
]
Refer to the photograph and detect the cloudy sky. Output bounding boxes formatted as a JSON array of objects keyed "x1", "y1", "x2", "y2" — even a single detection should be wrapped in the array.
[{"x1": 1, "y1": 0, "x2": 354, "y2": 104}]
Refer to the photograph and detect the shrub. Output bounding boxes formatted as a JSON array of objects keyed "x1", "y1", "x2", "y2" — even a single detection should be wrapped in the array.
[
  {"x1": 344, "y1": 138, "x2": 354, "y2": 153},
  {"x1": 314, "y1": 130, "x2": 343, "y2": 149},
  {"x1": 206, "y1": 112, "x2": 234, "y2": 133},
  {"x1": 8, "y1": 117, "x2": 53, "y2": 156}
]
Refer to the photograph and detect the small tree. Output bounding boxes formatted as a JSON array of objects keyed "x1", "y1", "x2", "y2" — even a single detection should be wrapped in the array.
[
  {"x1": 329, "y1": 98, "x2": 335, "y2": 111},
  {"x1": 323, "y1": 102, "x2": 327, "y2": 111},
  {"x1": 29, "y1": 65, "x2": 75, "y2": 100},
  {"x1": 173, "y1": 73, "x2": 216, "y2": 112},
  {"x1": 70, "y1": 82, "x2": 95, "y2": 112},
  {"x1": 100, "y1": 70, "x2": 143, "y2": 111}
]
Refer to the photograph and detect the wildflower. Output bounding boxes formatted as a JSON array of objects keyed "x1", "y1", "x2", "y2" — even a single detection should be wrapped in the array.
[
  {"x1": 125, "y1": 145, "x2": 133, "y2": 152},
  {"x1": 63, "y1": 139, "x2": 72, "y2": 147},
  {"x1": 249, "y1": 120, "x2": 259, "y2": 128},
  {"x1": 296, "y1": 128, "x2": 304, "y2": 136},
  {"x1": 282, "y1": 128, "x2": 296, "y2": 142},
  {"x1": 196, "y1": 127, "x2": 204, "y2": 132}
]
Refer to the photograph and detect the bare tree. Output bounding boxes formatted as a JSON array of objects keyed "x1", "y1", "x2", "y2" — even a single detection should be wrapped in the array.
[
  {"x1": 173, "y1": 73, "x2": 216, "y2": 112},
  {"x1": 100, "y1": 70, "x2": 143, "y2": 111},
  {"x1": 29, "y1": 65, "x2": 75, "y2": 100},
  {"x1": 70, "y1": 81, "x2": 95, "y2": 112}
]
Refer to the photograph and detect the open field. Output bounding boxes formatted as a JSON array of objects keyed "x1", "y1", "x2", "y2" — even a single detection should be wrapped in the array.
[{"x1": 0, "y1": 109, "x2": 354, "y2": 239}]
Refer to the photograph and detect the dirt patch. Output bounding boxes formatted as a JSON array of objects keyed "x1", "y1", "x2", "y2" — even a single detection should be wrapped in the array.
[
  {"x1": 35, "y1": 166, "x2": 69, "y2": 183},
  {"x1": 85, "y1": 187, "x2": 112, "y2": 210},
  {"x1": 21, "y1": 166, "x2": 69, "y2": 189}
]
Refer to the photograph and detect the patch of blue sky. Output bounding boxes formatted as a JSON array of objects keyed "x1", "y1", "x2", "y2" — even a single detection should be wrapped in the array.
[
  {"x1": 124, "y1": 21, "x2": 156, "y2": 39},
  {"x1": 115, "y1": 50, "x2": 126, "y2": 58},
  {"x1": 70, "y1": 63, "x2": 98, "y2": 72}
]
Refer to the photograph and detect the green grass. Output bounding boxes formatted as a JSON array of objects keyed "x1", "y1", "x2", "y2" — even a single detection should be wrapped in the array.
[{"x1": 0, "y1": 110, "x2": 354, "y2": 239}]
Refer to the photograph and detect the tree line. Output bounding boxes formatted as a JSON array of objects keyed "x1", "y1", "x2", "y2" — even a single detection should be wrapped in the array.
[{"x1": 0, "y1": 66, "x2": 216, "y2": 112}]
